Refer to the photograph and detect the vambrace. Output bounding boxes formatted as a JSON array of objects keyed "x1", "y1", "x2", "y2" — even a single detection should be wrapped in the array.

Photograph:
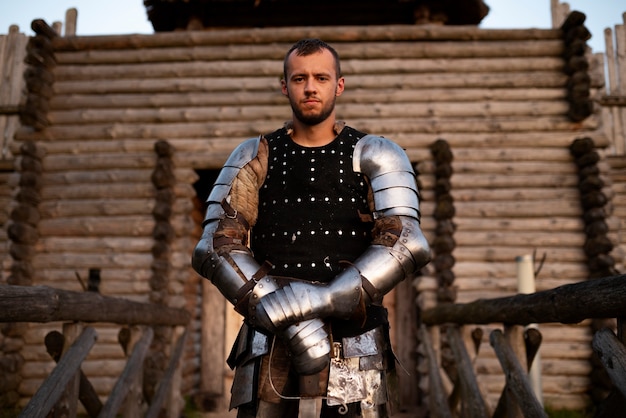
[{"x1": 355, "y1": 216, "x2": 430, "y2": 305}]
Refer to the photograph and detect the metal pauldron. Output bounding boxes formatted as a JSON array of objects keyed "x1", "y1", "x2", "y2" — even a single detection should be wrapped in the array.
[
  {"x1": 352, "y1": 134, "x2": 431, "y2": 304},
  {"x1": 192, "y1": 137, "x2": 262, "y2": 301}
]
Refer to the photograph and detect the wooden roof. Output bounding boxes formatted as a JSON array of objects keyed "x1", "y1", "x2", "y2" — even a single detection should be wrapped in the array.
[{"x1": 144, "y1": 0, "x2": 490, "y2": 31}]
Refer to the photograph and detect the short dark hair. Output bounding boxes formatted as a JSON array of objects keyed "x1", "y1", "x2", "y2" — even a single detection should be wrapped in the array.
[{"x1": 283, "y1": 38, "x2": 342, "y2": 80}]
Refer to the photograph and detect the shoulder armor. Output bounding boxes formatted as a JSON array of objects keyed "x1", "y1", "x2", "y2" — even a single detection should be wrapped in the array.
[
  {"x1": 208, "y1": 136, "x2": 261, "y2": 207},
  {"x1": 193, "y1": 136, "x2": 262, "y2": 281},
  {"x1": 353, "y1": 134, "x2": 420, "y2": 219}
]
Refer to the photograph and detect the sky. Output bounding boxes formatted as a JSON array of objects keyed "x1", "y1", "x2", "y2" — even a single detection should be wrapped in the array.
[{"x1": 0, "y1": 0, "x2": 624, "y2": 55}]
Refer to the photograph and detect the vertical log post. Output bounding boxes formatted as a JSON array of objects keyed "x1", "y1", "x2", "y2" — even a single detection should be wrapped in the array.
[
  {"x1": 19, "y1": 327, "x2": 97, "y2": 418},
  {"x1": 516, "y1": 254, "x2": 543, "y2": 405},
  {"x1": 418, "y1": 324, "x2": 453, "y2": 418},
  {"x1": 119, "y1": 326, "x2": 152, "y2": 418},
  {"x1": 52, "y1": 322, "x2": 83, "y2": 417},
  {"x1": 146, "y1": 140, "x2": 177, "y2": 405},
  {"x1": 200, "y1": 279, "x2": 226, "y2": 408},
  {"x1": 570, "y1": 136, "x2": 618, "y2": 403},
  {"x1": 44, "y1": 330, "x2": 102, "y2": 417},
  {"x1": 446, "y1": 326, "x2": 489, "y2": 418},
  {"x1": 490, "y1": 330, "x2": 547, "y2": 418},
  {"x1": 561, "y1": 11, "x2": 593, "y2": 122}
]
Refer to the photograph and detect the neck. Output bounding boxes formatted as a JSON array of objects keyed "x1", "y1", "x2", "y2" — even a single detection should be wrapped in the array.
[{"x1": 290, "y1": 117, "x2": 338, "y2": 147}]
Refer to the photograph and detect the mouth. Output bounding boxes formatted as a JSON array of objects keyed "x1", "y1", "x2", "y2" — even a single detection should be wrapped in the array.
[{"x1": 302, "y1": 97, "x2": 320, "y2": 106}]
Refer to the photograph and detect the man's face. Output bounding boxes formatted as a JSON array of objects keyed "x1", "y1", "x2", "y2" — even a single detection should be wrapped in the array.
[{"x1": 282, "y1": 49, "x2": 344, "y2": 126}]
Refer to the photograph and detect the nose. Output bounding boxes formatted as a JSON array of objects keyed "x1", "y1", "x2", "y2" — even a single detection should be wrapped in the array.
[{"x1": 304, "y1": 78, "x2": 316, "y2": 93}]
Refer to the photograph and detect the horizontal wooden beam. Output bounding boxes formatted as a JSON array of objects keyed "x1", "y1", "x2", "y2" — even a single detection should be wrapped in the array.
[
  {"x1": 600, "y1": 95, "x2": 626, "y2": 107},
  {"x1": 422, "y1": 273, "x2": 626, "y2": 326},
  {"x1": 0, "y1": 284, "x2": 190, "y2": 326}
]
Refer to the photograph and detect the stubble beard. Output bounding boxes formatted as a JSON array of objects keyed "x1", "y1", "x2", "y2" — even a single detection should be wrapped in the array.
[{"x1": 290, "y1": 96, "x2": 336, "y2": 126}]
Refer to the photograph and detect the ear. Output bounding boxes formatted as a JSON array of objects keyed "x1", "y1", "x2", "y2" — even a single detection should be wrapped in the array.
[
  {"x1": 281, "y1": 78, "x2": 288, "y2": 97},
  {"x1": 335, "y1": 76, "x2": 345, "y2": 97}
]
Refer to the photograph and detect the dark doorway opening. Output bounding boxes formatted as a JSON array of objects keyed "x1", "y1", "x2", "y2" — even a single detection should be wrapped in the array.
[{"x1": 193, "y1": 169, "x2": 220, "y2": 212}]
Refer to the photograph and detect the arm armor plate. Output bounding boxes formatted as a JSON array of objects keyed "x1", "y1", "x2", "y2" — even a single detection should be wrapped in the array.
[
  {"x1": 352, "y1": 134, "x2": 431, "y2": 304},
  {"x1": 191, "y1": 137, "x2": 267, "y2": 305}
]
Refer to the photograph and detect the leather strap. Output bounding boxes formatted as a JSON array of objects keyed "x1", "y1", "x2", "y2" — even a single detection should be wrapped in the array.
[{"x1": 221, "y1": 198, "x2": 250, "y2": 230}]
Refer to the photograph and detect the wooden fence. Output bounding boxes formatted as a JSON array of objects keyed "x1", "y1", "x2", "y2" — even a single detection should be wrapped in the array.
[
  {"x1": 595, "y1": 11, "x2": 626, "y2": 156},
  {"x1": 0, "y1": 284, "x2": 190, "y2": 418},
  {"x1": 0, "y1": 24, "x2": 27, "y2": 166},
  {"x1": 420, "y1": 273, "x2": 626, "y2": 417}
]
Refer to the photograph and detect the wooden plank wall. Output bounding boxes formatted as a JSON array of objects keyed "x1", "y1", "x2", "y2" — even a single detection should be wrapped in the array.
[{"x1": 6, "y1": 24, "x2": 613, "y2": 411}]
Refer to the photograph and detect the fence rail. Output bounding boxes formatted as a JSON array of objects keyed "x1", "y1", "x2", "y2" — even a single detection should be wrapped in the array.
[
  {"x1": 420, "y1": 273, "x2": 626, "y2": 417},
  {"x1": 0, "y1": 284, "x2": 191, "y2": 418}
]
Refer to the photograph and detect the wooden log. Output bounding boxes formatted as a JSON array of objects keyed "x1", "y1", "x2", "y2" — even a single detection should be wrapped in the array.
[
  {"x1": 446, "y1": 328, "x2": 484, "y2": 413},
  {"x1": 454, "y1": 231, "x2": 585, "y2": 247},
  {"x1": 39, "y1": 199, "x2": 156, "y2": 218},
  {"x1": 422, "y1": 273, "x2": 626, "y2": 326},
  {"x1": 53, "y1": 56, "x2": 566, "y2": 81},
  {"x1": 46, "y1": 100, "x2": 570, "y2": 126},
  {"x1": 51, "y1": 25, "x2": 561, "y2": 51},
  {"x1": 54, "y1": 36, "x2": 562, "y2": 64},
  {"x1": 38, "y1": 216, "x2": 154, "y2": 237},
  {"x1": 452, "y1": 217, "x2": 583, "y2": 232},
  {"x1": 475, "y1": 356, "x2": 592, "y2": 376},
  {"x1": 42, "y1": 184, "x2": 155, "y2": 202},
  {"x1": 49, "y1": 87, "x2": 567, "y2": 110},
  {"x1": 453, "y1": 201, "x2": 582, "y2": 219},
  {"x1": 17, "y1": 130, "x2": 606, "y2": 154},
  {"x1": 453, "y1": 246, "x2": 586, "y2": 263},
  {"x1": 19, "y1": 326, "x2": 96, "y2": 418},
  {"x1": 489, "y1": 330, "x2": 547, "y2": 418},
  {"x1": 51, "y1": 71, "x2": 568, "y2": 97},
  {"x1": 0, "y1": 32, "x2": 28, "y2": 111},
  {"x1": 31, "y1": 19, "x2": 58, "y2": 39},
  {"x1": 99, "y1": 327, "x2": 153, "y2": 418},
  {"x1": 145, "y1": 327, "x2": 188, "y2": 418},
  {"x1": 42, "y1": 168, "x2": 154, "y2": 184},
  {"x1": 455, "y1": 278, "x2": 587, "y2": 295},
  {"x1": 450, "y1": 146, "x2": 573, "y2": 162},
  {"x1": 592, "y1": 328, "x2": 626, "y2": 399},
  {"x1": 42, "y1": 154, "x2": 157, "y2": 172},
  {"x1": 0, "y1": 284, "x2": 190, "y2": 326},
  {"x1": 37, "y1": 236, "x2": 154, "y2": 253},
  {"x1": 14, "y1": 115, "x2": 596, "y2": 144},
  {"x1": 451, "y1": 160, "x2": 576, "y2": 174},
  {"x1": 492, "y1": 328, "x2": 542, "y2": 418},
  {"x1": 32, "y1": 252, "x2": 152, "y2": 270},
  {"x1": 8, "y1": 222, "x2": 38, "y2": 245},
  {"x1": 418, "y1": 325, "x2": 453, "y2": 418},
  {"x1": 448, "y1": 170, "x2": 579, "y2": 189},
  {"x1": 54, "y1": 323, "x2": 82, "y2": 417},
  {"x1": 44, "y1": 330, "x2": 103, "y2": 417},
  {"x1": 446, "y1": 326, "x2": 490, "y2": 417},
  {"x1": 37, "y1": 267, "x2": 152, "y2": 283},
  {"x1": 201, "y1": 279, "x2": 226, "y2": 400}
]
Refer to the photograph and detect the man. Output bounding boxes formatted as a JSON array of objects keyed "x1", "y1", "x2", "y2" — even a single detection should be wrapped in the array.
[{"x1": 192, "y1": 38, "x2": 431, "y2": 418}]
